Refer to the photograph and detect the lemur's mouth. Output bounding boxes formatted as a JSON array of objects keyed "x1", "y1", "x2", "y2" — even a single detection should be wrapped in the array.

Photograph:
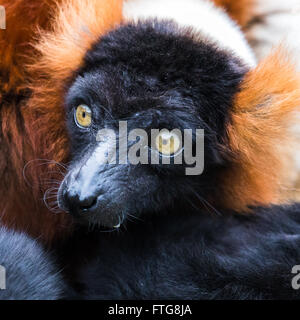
[{"x1": 57, "y1": 173, "x2": 126, "y2": 229}]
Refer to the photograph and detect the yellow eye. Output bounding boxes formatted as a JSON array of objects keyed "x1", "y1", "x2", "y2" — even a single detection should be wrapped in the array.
[
  {"x1": 74, "y1": 105, "x2": 92, "y2": 128},
  {"x1": 155, "y1": 131, "x2": 181, "y2": 156}
]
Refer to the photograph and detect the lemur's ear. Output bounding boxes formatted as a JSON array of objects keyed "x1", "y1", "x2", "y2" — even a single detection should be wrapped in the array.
[{"x1": 220, "y1": 49, "x2": 300, "y2": 211}]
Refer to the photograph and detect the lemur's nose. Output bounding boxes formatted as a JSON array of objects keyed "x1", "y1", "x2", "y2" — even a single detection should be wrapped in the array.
[
  {"x1": 77, "y1": 195, "x2": 98, "y2": 212},
  {"x1": 64, "y1": 191, "x2": 98, "y2": 215}
]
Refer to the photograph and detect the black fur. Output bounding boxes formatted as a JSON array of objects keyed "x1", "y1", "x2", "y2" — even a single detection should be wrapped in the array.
[
  {"x1": 61, "y1": 204, "x2": 300, "y2": 300},
  {"x1": 80, "y1": 20, "x2": 246, "y2": 139},
  {"x1": 0, "y1": 228, "x2": 65, "y2": 300}
]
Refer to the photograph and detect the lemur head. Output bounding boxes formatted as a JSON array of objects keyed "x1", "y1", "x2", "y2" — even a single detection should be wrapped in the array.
[{"x1": 57, "y1": 21, "x2": 247, "y2": 228}]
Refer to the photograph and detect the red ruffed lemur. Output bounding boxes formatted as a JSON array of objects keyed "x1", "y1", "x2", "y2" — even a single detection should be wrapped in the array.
[
  {"x1": 1, "y1": 0, "x2": 300, "y2": 300},
  {"x1": 0, "y1": 0, "x2": 299, "y2": 244}
]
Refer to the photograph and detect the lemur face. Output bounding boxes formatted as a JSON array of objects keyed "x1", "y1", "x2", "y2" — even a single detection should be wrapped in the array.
[{"x1": 58, "y1": 21, "x2": 247, "y2": 228}]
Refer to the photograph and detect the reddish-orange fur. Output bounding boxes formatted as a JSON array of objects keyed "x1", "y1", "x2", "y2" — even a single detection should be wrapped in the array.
[
  {"x1": 212, "y1": 0, "x2": 255, "y2": 27},
  {"x1": 220, "y1": 50, "x2": 300, "y2": 211},
  {"x1": 0, "y1": 1, "x2": 52, "y2": 94},
  {"x1": 0, "y1": 0, "x2": 123, "y2": 244}
]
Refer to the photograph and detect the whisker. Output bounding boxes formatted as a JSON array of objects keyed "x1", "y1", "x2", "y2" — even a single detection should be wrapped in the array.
[
  {"x1": 99, "y1": 228, "x2": 118, "y2": 233},
  {"x1": 43, "y1": 187, "x2": 62, "y2": 214},
  {"x1": 40, "y1": 182, "x2": 62, "y2": 187},
  {"x1": 127, "y1": 213, "x2": 143, "y2": 222},
  {"x1": 42, "y1": 196, "x2": 59, "y2": 201},
  {"x1": 98, "y1": 105, "x2": 115, "y2": 122},
  {"x1": 185, "y1": 196, "x2": 201, "y2": 212},
  {"x1": 189, "y1": 189, "x2": 222, "y2": 216}
]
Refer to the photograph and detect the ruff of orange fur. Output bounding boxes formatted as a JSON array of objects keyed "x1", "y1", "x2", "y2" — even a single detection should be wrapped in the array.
[
  {"x1": 220, "y1": 49, "x2": 300, "y2": 211},
  {"x1": 0, "y1": 0, "x2": 123, "y2": 244}
]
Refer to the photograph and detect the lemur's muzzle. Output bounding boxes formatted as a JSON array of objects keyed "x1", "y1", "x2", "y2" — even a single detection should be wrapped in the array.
[{"x1": 58, "y1": 138, "x2": 124, "y2": 228}]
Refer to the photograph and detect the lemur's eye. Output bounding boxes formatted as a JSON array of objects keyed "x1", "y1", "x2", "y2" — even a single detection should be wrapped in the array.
[
  {"x1": 155, "y1": 131, "x2": 181, "y2": 156},
  {"x1": 74, "y1": 105, "x2": 92, "y2": 128}
]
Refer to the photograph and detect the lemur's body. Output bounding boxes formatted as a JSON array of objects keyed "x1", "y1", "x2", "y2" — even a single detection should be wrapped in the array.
[{"x1": 61, "y1": 204, "x2": 300, "y2": 300}]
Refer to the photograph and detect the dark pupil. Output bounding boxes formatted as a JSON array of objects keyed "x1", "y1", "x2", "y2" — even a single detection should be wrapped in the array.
[{"x1": 82, "y1": 111, "x2": 86, "y2": 118}]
